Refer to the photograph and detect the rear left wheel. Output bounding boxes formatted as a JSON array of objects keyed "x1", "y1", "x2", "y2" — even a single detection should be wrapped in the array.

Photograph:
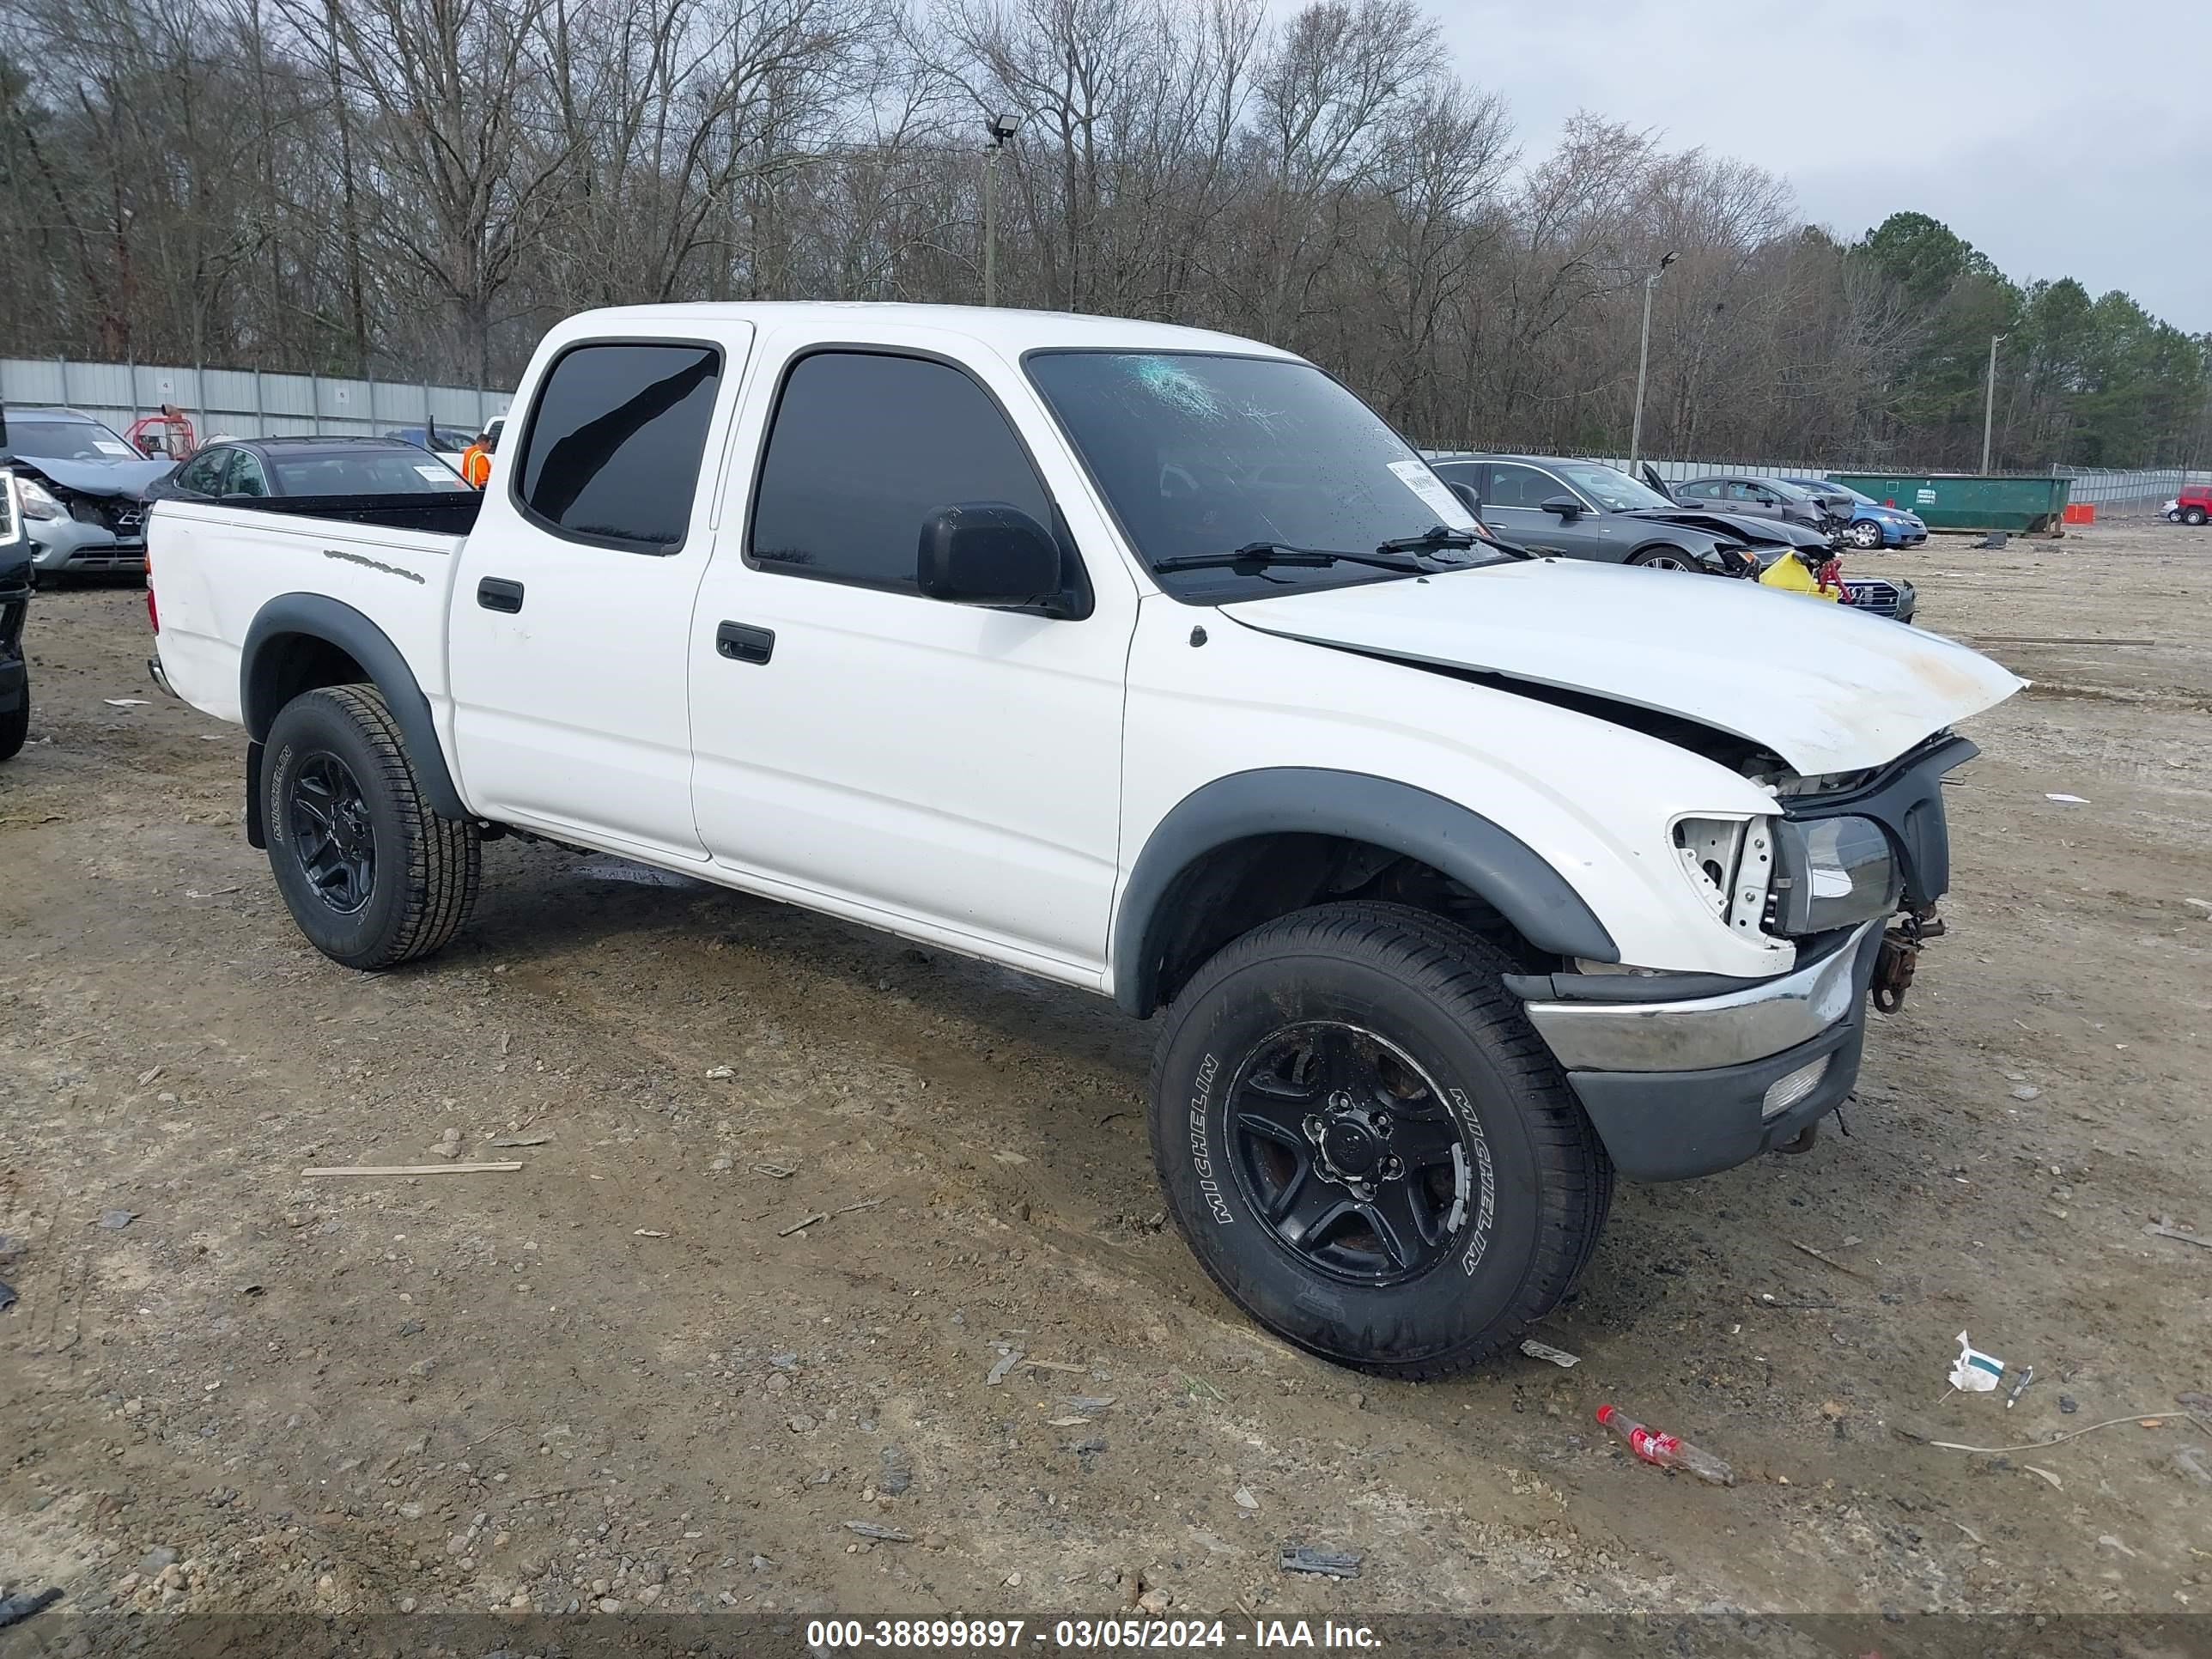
[{"x1": 264, "y1": 684, "x2": 479, "y2": 969}]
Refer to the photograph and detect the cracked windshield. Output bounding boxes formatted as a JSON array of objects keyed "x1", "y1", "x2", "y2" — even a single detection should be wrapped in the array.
[{"x1": 1024, "y1": 351, "x2": 1491, "y2": 600}]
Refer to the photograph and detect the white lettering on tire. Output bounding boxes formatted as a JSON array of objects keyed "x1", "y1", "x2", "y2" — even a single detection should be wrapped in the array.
[
  {"x1": 1188, "y1": 1052, "x2": 1231, "y2": 1224},
  {"x1": 1448, "y1": 1087, "x2": 1495, "y2": 1274}
]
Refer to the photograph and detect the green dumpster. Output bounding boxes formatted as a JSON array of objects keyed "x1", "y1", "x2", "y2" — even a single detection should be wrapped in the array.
[{"x1": 1826, "y1": 473, "x2": 2074, "y2": 535}]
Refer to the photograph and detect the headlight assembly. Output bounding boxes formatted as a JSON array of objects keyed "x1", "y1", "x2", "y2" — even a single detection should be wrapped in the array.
[
  {"x1": 16, "y1": 477, "x2": 64, "y2": 520},
  {"x1": 1772, "y1": 815, "x2": 1900, "y2": 934}
]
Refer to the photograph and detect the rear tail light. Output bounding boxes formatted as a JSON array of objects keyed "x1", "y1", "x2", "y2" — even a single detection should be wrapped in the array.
[{"x1": 145, "y1": 548, "x2": 158, "y2": 633}]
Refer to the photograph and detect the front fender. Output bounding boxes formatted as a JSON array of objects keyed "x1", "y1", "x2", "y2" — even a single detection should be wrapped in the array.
[
  {"x1": 1109, "y1": 768, "x2": 1619, "y2": 1017},
  {"x1": 240, "y1": 592, "x2": 465, "y2": 819}
]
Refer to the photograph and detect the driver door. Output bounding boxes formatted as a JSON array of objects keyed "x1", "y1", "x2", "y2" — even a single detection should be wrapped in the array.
[
  {"x1": 1483, "y1": 464, "x2": 1618, "y2": 559},
  {"x1": 684, "y1": 337, "x2": 1139, "y2": 980}
]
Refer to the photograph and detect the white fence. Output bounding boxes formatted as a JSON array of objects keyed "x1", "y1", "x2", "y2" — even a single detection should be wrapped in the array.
[{"x1": 1, "y1": 358, "x2": 513, "y2": 445}]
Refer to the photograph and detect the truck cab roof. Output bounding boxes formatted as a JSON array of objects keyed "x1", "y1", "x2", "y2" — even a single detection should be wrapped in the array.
[{"x1": 548, "y1": 301, "x2": 1300, "y2": 362}]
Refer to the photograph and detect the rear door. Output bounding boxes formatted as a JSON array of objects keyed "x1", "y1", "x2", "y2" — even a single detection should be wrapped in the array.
[{"x1": 447, "y1": 328, "x2": 752, "y2": 857}]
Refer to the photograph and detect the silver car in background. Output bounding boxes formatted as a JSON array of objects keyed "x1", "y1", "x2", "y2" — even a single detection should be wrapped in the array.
[{"x1": 5, "y1": 406, "x2": 173, "y2": 574}]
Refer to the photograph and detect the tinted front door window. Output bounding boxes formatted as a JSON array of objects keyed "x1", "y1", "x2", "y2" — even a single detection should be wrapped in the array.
[{"x1": 750, "y1": 351, "x2": 1052, "y2": 594}]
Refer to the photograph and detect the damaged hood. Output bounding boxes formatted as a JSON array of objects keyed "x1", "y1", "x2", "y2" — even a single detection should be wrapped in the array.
[
  {"x1": 1221, "y1": 556, "x2": 2023, "y2": 775},
  {"x1": 14, "y1": 453, "x2": 173, "y2": 497}
]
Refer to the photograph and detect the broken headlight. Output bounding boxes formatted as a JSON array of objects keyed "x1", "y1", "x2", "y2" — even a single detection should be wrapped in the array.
[
  {"x1": 15, "y1": 476, "x2": 64, "y2": 520},
  {"x1": 1771, "y1": 815, "x2": 1899, "y2": 935}
]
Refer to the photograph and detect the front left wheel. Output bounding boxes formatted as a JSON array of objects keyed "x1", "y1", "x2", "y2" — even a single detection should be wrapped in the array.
[
  {"x1": 264, "y1": 684, "x2": 480, "y2": 969},
  {"x1": 1148, "y1": 902, "x2": 1610, "y2": 1379}
]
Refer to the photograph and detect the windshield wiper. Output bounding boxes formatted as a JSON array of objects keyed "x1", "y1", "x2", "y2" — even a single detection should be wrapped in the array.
[
  {"x1": 1152, "y1": 541, "x2": 1431, "y2": 575},
  {"x1": 1378, "y1": 521, "x2": 1534, "y2": 562},
  {"x1": 1376, "y1": 524, "x2": 1477, "y2": 555}
]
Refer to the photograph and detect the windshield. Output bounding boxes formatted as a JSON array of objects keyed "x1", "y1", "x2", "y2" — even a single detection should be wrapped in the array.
[
  {"x1": 1024, "y1": 351, "x2": 1486, "y2": 600},
  {"x1": 1549, "y1": 464, "x2": 1677, "y2": 512},
  {"x1": 10, "y1": 419, "x2": 138, "y2": 463},
  {"x1": 1832, "y1": 484, "x2": 1880, "y2": 507},
  {"x1": 270, "y1": 450, "x2": 469, "y2": 495}
]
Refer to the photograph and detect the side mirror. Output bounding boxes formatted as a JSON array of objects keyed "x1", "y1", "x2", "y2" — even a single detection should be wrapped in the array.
[
  {"x1": 917, "y1": 501, "x2": 1063, "y2": 611},
  {"x1": 1538, "y1": 495, "x2": 1583, "y2": 520},
  {"x1": 1447, "y1": 481, "x2": 1485, "y2": 518}
]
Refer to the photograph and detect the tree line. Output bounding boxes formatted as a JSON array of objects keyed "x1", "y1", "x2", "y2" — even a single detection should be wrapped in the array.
[{"x1": 1, "y1": 0, "x2": 2205, "y2": 469}]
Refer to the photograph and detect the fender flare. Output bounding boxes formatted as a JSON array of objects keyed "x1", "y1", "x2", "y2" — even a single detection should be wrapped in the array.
[
  {"x1": 240, "y1": 592, "x2": 466, "y2": 820},
  {"x1": 1109, "y1": 767, "x2": 1618, "y2": 1016}
]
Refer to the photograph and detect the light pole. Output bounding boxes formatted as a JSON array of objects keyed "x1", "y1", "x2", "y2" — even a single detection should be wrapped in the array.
[
  {"x1": 981, "y1": 113, "x2": 1018, "y2": 307},
  {"x1": 1627, "y1": 251, "x2": 1676, "y2": 466},
  {"x1": 1981, "y1": 332, "x2": 2008, "y2": 473}
]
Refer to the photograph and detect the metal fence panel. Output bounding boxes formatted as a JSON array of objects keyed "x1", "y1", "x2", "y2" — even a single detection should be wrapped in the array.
[
  {"x1": 3, "y1": 356, "x2": 515, "y2": 447},
  {"x1": 2, "y1": 360, "x2": 66, "y2": 402}
]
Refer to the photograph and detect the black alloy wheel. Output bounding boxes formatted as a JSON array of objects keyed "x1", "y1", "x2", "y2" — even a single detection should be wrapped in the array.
[
  {"x1": 1229, "y1": 1021, "x2": 1467, "y2": 1286},
  {"x1": 287, "y1": 750, "x2": 378, "y2": 914}
]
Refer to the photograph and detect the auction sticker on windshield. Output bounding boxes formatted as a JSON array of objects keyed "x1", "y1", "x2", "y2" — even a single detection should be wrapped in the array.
[
  {"x1": 1387, "y1": 459, "x2": 1477, "y2": 529},
  {"x1": 94, "y1": 440, "x2": 133, "y2": 456}
]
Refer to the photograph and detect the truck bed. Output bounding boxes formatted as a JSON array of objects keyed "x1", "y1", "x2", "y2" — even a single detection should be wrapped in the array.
[{"x1": 148, "y1": 497, "x2": 470, "y2": 730}]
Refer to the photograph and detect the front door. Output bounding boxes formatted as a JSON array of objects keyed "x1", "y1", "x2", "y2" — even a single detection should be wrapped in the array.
[
  {"x1": 1480, "y1": 462, "x2": 1616, "y2": 558},
  {"x1": 686, "y1": 338, "x2": 1136, "y2": 979},
  {"x1": 447, "y1": 328, "x2": 751, "y2": 857}
]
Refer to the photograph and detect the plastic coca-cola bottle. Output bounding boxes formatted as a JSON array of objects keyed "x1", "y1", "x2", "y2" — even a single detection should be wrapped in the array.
[{"x1": 1595, "y1": 1404, "x2": 1735, "y2": 1486}]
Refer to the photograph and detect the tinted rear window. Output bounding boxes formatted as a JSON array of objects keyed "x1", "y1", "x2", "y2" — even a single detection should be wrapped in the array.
[
  {"x1": 513, "y1": 342, "x2": 721, "y2": 551},
  {"x1": 270, "y1": 451, "x2": 469, "y2": 495}
]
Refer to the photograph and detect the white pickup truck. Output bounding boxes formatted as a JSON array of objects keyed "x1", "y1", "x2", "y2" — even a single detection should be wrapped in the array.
[{"x1": 147, "y1": 302, "x2": 2021, "y2": 1376}]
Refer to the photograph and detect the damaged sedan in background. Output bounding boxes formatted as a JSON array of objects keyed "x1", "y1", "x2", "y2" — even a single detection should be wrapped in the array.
[
  {"x1": 3, "y1": 405, "x2": 170, "y2": 577},
  {"x1": 1432, "y1": 453, "x2": 1916, "y2": 623}
]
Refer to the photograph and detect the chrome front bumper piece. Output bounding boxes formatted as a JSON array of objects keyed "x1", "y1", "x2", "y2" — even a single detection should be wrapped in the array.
[{"x1": 1521, "y1": 920, "x2": 1881, "y2": 1073}]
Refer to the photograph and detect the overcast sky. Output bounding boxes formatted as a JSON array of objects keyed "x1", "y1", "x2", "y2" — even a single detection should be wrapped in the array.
[{"x1": 1429, "y1": 0, "x2": 2212, "y2": 333}]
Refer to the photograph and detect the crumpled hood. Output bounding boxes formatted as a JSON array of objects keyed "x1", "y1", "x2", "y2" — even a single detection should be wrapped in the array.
[
  {"x1": 15, "y1": 453, "x2": 173, "y2": 497},
  {"x1": 1220, "y1": 556, "x2": 2023, "y2": 775}
]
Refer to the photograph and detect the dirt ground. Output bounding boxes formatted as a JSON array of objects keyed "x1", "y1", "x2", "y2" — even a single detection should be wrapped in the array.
[{"x1": 3, "y1": 517, "x2": 2209, "y2": 1642}]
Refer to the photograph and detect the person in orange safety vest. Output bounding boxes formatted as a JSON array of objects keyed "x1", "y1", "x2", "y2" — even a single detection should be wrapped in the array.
[{"x1": 460, "y1": 428, "x2": 496, "y2": 489}]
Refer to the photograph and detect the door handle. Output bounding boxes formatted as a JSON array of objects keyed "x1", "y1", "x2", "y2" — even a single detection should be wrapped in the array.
[
  {"x1": 477, "y1": 577, "x2": 525, "y2": 613},
  {"x1": 715, "y1": 621, "x2": 775, "y2": 665}
]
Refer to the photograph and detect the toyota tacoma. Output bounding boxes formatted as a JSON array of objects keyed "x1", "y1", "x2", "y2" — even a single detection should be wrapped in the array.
[{"x1": 144, "y1": 303, "x2": 2022, "y2": 1376}]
